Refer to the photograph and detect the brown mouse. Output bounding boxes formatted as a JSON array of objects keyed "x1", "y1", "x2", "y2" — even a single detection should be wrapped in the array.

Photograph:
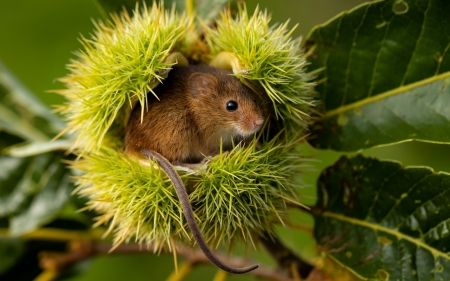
[
  {"x1": 125, "y1": 65, "x2": 265, "y2": 163},
  {"x1": 125, "y1": 65, "x2": 265, "y2": 273}
]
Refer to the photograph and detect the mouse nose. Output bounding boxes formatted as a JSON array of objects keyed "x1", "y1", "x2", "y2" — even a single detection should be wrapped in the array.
[{"x1": 253, "y1": 119, "x2": 264, "y2": 130}]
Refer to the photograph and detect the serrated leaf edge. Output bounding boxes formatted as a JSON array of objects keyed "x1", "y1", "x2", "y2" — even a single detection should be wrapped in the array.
[
  {"x1": 322, "y1": 71, "x2": 450, "y2": 119},
  {"x1": 320, "y1": 211, "x2": 450, "y2": 261}
]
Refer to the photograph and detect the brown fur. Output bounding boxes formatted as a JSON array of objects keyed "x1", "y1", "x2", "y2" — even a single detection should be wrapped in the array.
[{"x1": 125, "y1": 65, "x2": 265, "y2": 164}]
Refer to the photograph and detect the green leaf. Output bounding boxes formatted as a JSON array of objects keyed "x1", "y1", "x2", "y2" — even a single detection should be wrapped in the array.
[
  {"x1": 6, "y1": 139, "x2": 74, "y2": 158},
  {"x1": 196, "y1": 0, "x2": 233, "y2": 22},
  {"x1": 314, "y1": 155, "x2": 450, "y2": 280},
  {"x1": 0, "y1": 132, "x2": 22, "y2": 152},
  {"x1": 0, "y1": 238, "x2": 24, "y2": 274},
  {"x1": 0, "y1": 104, "x2": 50, "y2": 142},
  {"x1": 0, "y1": 155, "x2": 46, "y2": 217},
  {"x1": 0, "y1": 152, "x2": 74, "y2": 235},
  {"x1": 0, "y1": 61, "x2": 64, "y2": 139},
  {"x1": 306, "y1": 0, "x2": 450, "y2": 151},
  {"x1": 8, "y1": 153, "x2": 74, "y2": 236}
]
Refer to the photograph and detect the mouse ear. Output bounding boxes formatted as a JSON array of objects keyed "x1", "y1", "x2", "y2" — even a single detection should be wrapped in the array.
[{"x1": 189, "y1": 72, "x2": 218, "y2": 99}]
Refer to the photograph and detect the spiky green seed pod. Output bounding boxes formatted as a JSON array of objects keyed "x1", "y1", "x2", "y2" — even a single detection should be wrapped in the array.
[
  {"x1": 207, "y1": 7, "x2": 315, "y2": 136},
  {"x1": 59, "y1": 4, "x2": 196, "y2": 152},
  {"x1": 59, "y1": 3, "x2": 314, "y2": 252}
]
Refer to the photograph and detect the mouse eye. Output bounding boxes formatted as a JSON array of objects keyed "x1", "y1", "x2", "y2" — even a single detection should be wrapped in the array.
[{"x1": 226, "y1": 100, "x2": 238, "y2": 112}]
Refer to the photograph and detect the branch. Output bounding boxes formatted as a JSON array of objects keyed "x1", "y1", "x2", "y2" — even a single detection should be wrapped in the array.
[
  {"x1": 286, "y1": 202, "x2": 312, "y2": 214},
  {"x1": 9, "y1": 227, "x2": 316, "y2": 280},
  {"x1": 38, "y1": 240, "x2": 295, "y2": 281},
  {"x1": 260, "y1": 231, "x2": 315, "y2": 279},
  {"x1": 0, "y1": 227, "x2": 106, "y2": 241}
]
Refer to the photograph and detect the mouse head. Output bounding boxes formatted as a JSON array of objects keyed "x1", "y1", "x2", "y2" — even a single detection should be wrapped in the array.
[{"x1": 189, "y1": 69, "x2": 265, "y2": 142}]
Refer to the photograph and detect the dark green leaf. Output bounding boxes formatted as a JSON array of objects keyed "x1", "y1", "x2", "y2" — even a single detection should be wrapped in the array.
[
  {"x1": 55, "y1": 259, "x2": 92, "y2": 281},
  {"x1": 314, "y1": 155, "x2": 450, "y2": 280},
  {"x1": 0, "y1": 238, "x2": 24, "y2": 275},
  {"x1": 0, "y1": 61, "x2": 64, "y2": 140},
  {"x1": 306, "y1": 0, "x2": 450, "y2": 151},
  {"x1": 0, "y1": 221, "x2": 85, "y2": 281},
  {"x1": 0, "y1": 104, "x2": 50, "y2": 142},
  {"x1": 8, "y1": 154, "x2": 74, "y2": 236},
  {"x1": 0, "y1": 132, "x2": 23, "y2": 152},
  {"x1": 6, "y1": 139, "x2": 74, "y2": 158},
  {"x1": 0, "y1": 155, "x2": 52, "y2": 217}
]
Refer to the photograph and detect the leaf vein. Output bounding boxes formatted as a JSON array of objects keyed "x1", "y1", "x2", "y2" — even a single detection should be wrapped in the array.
[
  {"x1": 409, "y1": 90, "x2": 450, "y2": 122},
  {"x1": 323, "y1": 15, "x2": 344, "y2": 111},
  {"x1": 322, "y1": 211, "x2": 450, "y2": 260},
  {"x1": 342, "y1": 5, "x2": 370, "y2": 106},
  {"x1": 400, "y1": 0, "x2": 431, "y2": 86},
  {"x1": 379, "y1": 98, "x2": 431, "y2": 138},
  {"x1": 367, "y1": 2, "x2": 391, "y2": 98},
  {"x1": 436, "y1": 41, "x2": 450, "y2": 75},
  {"x1": 397, "y1": 181, "x2": 450, "y2": 232},
  {"x1": 378, "y1": 172, "x2": 434, "y2": 226},
  {"x1": 423, "y1": 217, "x2": 450, "y2": 240},
  {"x1": 323, "y1": 71, "x2": 450, "y2": 118},
  {"x1": 365, "y1": 167, "x2": 403, "y2": 221}
]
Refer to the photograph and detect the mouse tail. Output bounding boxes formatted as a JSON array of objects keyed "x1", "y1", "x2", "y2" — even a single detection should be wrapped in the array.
[{"x1": 141, "y1": 149, "x2": 258, "y2": 274}]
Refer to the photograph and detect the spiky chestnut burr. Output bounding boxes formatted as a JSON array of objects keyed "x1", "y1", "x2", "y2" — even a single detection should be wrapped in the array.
[{"x1": 59, "y1": 2, "x2": 314, "y2": 262}]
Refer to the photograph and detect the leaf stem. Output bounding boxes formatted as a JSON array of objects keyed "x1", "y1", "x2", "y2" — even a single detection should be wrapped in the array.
[
  {"x1": 320, "y1": 211, "x2": 450, "y2": 260},
  {"x1": 186, "y1": 0, "x2": 194, "y2": 16},
  {"x1": 322, "y1": 71, "x2": 450, "y2": 119},
  {"x1": 0, "y1": 228, "x2": 106, "y2": 241},
  {"x1": 260, "y1": 231, "x2": 314, "y2": 279},
  {"x1": 166, "y1": 263, "x2": 193, "y2": 281},
  {"x1": 286, "y1": 202, "x2": 312, "y2": 214},
  {"x1": 38, "y1": 241, "x2": 294, "y2": 281},
  {"x1": 33, "y1": 269, "x2": 58, "y2": 281},
  {"x1": 0, "y1": 103, "x2": 50, "y2": 142},
  {"x1": 213, "y1": 270, "x2": 228, "y2": 281}
]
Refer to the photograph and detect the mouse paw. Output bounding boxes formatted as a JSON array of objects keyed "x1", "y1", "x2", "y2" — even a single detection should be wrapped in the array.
[{"x1": 178, "y1": 157, "x2": 210, "y2": 171}]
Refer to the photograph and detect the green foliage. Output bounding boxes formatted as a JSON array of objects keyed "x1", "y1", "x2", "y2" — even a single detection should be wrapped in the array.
[
  {"x1": 195, "y1": 0, "x2": 236, "y2": 22},
  {"x1": 0, "y1": 60, "x2": 76, "y2": 276},
  {"x1": 0, "y1": 61, "x2": 75, "y2": 237},
  {"x1": 305, "y1": 0, "x2": 450, "y2": 278},
  {"x1": 0, "y1": 61, "x2": 63, "y2": 142},
  {"x1": 0, "y1": 154, "x2": 69, "y2": 228},
  {"x1": 8, "y1": 153, "x2": 73, "y2": 236},
  {"x1": 314, "y1": 155, "x2": 450, "y2": 279},
  {"x1": 307, "y1": 0, "x2": 450, "y2": 151},
  {"x1": 0, "y1": 238, "x2": 24, "y2": 274},
  {"x1": 0, "y1": 0, "x2": 449, "y2": 280}
]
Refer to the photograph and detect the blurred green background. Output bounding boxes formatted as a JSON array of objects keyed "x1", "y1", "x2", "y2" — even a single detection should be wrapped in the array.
[{"x1": 1, "y1": 0, "x2": 449, "y2": 280}]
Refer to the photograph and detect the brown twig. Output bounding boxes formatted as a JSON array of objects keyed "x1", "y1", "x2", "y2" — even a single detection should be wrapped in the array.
[
  {"x1": 260, "y1": 231, "x2": 315, "y2": 279},
  {"x1": 287, "y1": 202, "x2": 313, "y2": 214},
  {"x1": 38, "y1": 240, "x2": 295, "y2": 281}
]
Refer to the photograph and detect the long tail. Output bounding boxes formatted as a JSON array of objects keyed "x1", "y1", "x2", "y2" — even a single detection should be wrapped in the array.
[{"x1": 141, "y1": 149, "x2": 258, "y2": 274}]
